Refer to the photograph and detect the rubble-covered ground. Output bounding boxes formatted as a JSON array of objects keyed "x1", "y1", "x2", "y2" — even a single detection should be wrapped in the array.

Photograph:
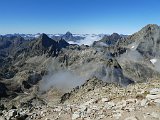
[{"x1": 0, "y1": 78, "x2": 160, "y2": 120}]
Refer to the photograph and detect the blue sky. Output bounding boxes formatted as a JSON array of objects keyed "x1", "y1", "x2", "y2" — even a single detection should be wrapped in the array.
[{"x1": 0, "y1": 0, "x2": 160, "y2": 34}]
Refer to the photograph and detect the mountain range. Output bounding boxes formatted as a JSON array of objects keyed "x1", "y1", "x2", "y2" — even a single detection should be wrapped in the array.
[{"x1": 0, "y1": 24, "x2": 160, "y2": 120}]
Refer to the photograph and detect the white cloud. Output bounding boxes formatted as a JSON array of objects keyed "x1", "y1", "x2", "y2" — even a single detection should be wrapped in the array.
[
  {"x1": 39, "y1": 70, "x2": 86, "y2": 92},
  {"x1": 68, "y1": 34, "x2": 103, "y2": 46}
]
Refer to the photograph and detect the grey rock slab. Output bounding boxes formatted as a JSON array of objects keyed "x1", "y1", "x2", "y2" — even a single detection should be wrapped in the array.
[{"x1": 124, "y1": 116, "x2": 138, "y2": 120}]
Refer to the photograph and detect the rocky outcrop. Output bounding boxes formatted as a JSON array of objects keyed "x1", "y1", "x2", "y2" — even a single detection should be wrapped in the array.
[
  {"x1": 101, "y1": 33, "x2": 122, "y2": 45},
  {"x1": 105, "y1": 58, "x2": 134, "y2": 85},
  {"x1": 93, "y1": 33, "x2": 122, "y2": 47}
]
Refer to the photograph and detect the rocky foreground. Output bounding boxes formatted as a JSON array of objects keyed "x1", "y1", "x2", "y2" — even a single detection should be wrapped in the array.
[{"x1": 0, "y1": 78, "x2": 160, "y2": 120}]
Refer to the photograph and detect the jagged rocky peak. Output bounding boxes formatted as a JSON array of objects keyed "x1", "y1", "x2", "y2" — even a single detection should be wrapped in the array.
[
  {"x1": 31, "y1": 33, "x2": 69, "y2": 56},
  {"x1": 37, "y1": 33, "x2": 57, "y2": 48},
  {"x1": 133, "y1": 24, "x2": 160, "y2": 39},
  {"x1": 127, "y1": 24, "x2": 160, "y2": 41},
  {"x1": 141, "y1": 24, "x2": 159, "y2": 32},
  {"x1": 103, "y1": 33, "x2": 121, "y2": 40},
  {"x1": 110, "y1": 33, "x2": 121, "y2": 39},
  {"x1": 57, "y1": 38, "x2": 69, "y2": 48},
  {"x1": 130, "y1": 24, "x2": 160, "y2": 57},
  {"x1": 39, "y1": 33, "x2": 50, "y2": 40},
  {"x1": 65, "y1": 31, "x2": 73, "y2": 36},
  {"x1": 117, "y1": 24, "x2": 160, "y2": 57},
  {"x1": 62, "y1": 31, "x2": 73, "y2": 40},
  {"x1": 93, "y1": 33, "x2": 122, "y2": 47}
]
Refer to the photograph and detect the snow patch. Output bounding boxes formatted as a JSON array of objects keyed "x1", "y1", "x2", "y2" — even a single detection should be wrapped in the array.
[
  {"x1": 128, "y1": 42, "x2": 140, "y2": 51},
  {"x1": 150, "y1": 59, "x2": 157, "y2": 64},
  {"x1": 131, "y1": 45, "x2": 135, "y2": 49}
]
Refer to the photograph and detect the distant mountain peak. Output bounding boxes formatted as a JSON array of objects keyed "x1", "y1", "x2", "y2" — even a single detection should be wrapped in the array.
[
  {"x1": 111, "y1": 33, "x2": 119, "y2": 35},
  {"x1": 110, "y1": 33, "x2": 121, "y2": 39},
  {"x1": 39, "y1": 33, "x2": 50, "y2": 40},
  {"x1": 62, "y1": 31, "x2": 73, "y2": 41},
  {"x1": 65, "y1": 31, "x2": 72, "y2": 35},
  {"x1": 94, "y1": 33, "x2": 122, "y2": 46},
  {"x1": 30, "y1": 33, "x2": 70, "y2": 56}
]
